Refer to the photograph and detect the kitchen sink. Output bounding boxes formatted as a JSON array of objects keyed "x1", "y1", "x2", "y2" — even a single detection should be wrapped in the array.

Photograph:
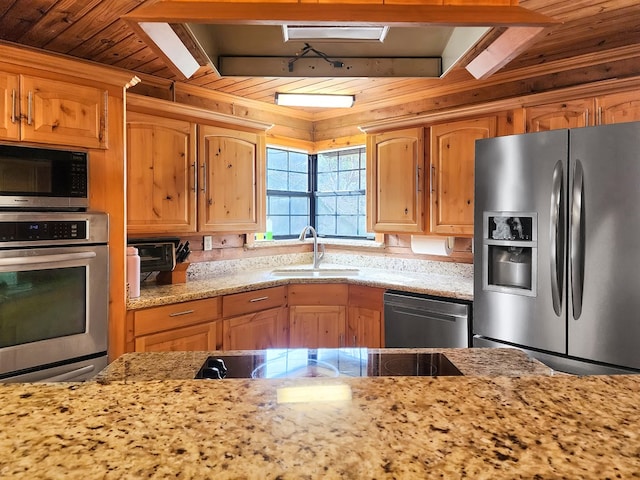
[{"x1": 270, "y1": 266, "x2": 359, "y2": 277}]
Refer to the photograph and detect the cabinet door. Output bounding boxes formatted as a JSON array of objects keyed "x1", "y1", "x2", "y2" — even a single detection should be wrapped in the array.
[
  {"x1": 224, "y1": 307, "x2": 288, "y2": 350},
  {"x1": 20, "y1": 76, "x2": 107, "y2": 148},
  {"x1": 347, "y1": 306, "x2": 382, "y2": 348},
  {"x1": 0, "y1": 72, "x2": 19, "y2": 140},
  {"x1": 289, "y1": 305, "x2": 346, "y2": 348},
  {"x1": 347, "y1": 285, "x2": 384, "y2": 348},
  {"x1": 199, "y1": 125, "x2": 265, "y2": 233},
  {"x1": 596, "y1": 91, "x2": 640, "y2": 125},
  {"x1": 430, "y1": 117, "x2": 496, "y2": 236},
  {"x1": 525, "y1": 99, "x2": 593, "y2": 132},
  {"x1": 135, "y1": 322, "x2": 219, "y2": 352},
  {"x1": 127, "y1": 112, "x2": 197, "y2": 234},
  {"x1": 366, "y1": 127, "x2": 425, "y2": 233}
]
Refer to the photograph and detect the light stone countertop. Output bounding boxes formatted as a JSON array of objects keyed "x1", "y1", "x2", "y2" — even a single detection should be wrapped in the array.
[
  {"x1": 1, "y1": 348, "x2": 639, "y2": 479},
  {"x1": 127, "y1": 263, "x2": 474, "y2": 310}
]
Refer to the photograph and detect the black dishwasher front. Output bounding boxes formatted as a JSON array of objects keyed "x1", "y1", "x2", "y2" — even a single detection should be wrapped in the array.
[{"x1": 384, "y1": 291, "x2": 471, "y2": 348}]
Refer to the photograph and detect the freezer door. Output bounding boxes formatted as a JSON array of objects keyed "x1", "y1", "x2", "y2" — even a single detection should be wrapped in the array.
[
  {"x1": 474, "y1": 130, "x2": 568, "y2": 353},
  {"x1": 568, "y1": 122, "x2": 640, "y2": 370}
]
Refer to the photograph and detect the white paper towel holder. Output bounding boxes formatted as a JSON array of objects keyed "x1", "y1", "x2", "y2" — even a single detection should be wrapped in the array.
[{"x1": 410, "y1": 235, "x2": 455, "y2": 256}]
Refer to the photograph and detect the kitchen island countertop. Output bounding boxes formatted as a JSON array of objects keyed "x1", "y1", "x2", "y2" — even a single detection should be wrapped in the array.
[{"x1": 2, "y1": 348, "x2": 640, "y2": 479}]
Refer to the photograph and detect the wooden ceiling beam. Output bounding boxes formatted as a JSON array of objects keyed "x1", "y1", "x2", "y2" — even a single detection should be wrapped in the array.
[{"x1": 123, "y1": 2, "x2": 559, "y2": 27}]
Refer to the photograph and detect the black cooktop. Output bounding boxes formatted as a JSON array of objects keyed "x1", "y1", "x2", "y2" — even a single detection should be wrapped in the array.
[{"x1": 194, "y1": 349, "x2": 463, "y2": 379}]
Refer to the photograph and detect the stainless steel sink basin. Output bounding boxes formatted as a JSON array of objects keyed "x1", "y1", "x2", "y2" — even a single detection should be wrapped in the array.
[{"x1": 270, "y1": 266, "x2": 359, "y2": 277}]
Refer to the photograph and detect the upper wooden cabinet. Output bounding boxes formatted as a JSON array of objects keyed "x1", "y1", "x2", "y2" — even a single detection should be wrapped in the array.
[
  {"x1": 0, "y1": 72, "x2": 108, "y2": 148},
  {"x1": 366, "y1": 127, "x2": 425, "y2": 233},
  {"x1": 199, "y1": 125, "x2": 265, "y2": 233},
  {"x1": 596, "y1": 91, "x2": 640, "y2": 125},
  {"x1": 127, "y1": 112, "x2": 197, "y2": 235},
  {"x1": 430, "y1": 117, "x2": 496, "y2": 236},
  {"x1": 525, "y1": 91, "x2": 640, "y2": 132},
  {"x1": 525, "y1": 99, "x2": 593, "y2": 132}
]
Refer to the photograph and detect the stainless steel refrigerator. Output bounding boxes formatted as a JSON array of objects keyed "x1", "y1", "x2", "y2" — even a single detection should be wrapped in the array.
[{"x1": 473, "y1": 121, "x2": 640, "y2": 375}]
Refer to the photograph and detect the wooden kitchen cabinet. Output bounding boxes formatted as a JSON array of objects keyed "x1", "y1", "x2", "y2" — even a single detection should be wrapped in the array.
[
  {"x1": 127, "y1": 112, "x2": 198, "y2": 234},
  {"x1": 347, "y1": 285, "x2": 384, "y2": 348},
  {"x1": 596, "y1": 91, "x2": 640, "y2": 125},
  {"x1": 430, "y1": 117, "x2": 496, "y2": 236},
  {"x1": 525, "y1": 99, "x2": 593, "y2": 132},
  {"x1": 288, "y1": 284, "x2": 348, "y2": 348},
  {"x1": 130, "y1": 297, "x2": 222, "y2": 353},
  {"x1": 0, "y1": 72, "x2": 107, "y2": 148},
  {"x1": 366, "y1": 127, "x2": 426, "y2": 233},
  {"x1": 199, "y1": 124, "x2": 266, "y2": 233},
  {"x1": 222, "y1": 286, "x2": 288, "y2": 350}
]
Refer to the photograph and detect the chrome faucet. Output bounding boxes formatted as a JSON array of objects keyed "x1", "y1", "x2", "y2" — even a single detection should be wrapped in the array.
[{"x1": 298, "y1": 225, "x2": 325, "y2": 269}]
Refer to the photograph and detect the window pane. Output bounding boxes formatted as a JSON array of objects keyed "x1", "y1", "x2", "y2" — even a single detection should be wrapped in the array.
[
  {"x1": 267, "y1": 169, "x2": 288, "y2": 190},
  {"x1": 271, "y1": 215, "x2": 290, "y2": 236},
  {"x1": 337, "y1": 215, "x2": 358, "y2": 236},
  {"x1": 267, "y1": 148, "x2": 288, "y2": 171},
  {"x1": 289, "y1": 152, "x2": 308, "y2": 173},
  {"x1": 290, "y1": 216, "x2": 309, "y2": 234},
  {"x1": 269, "y1": 196, "x2": 290, "y2": 215},
  {"x1": 317, "y1": 154, "x2": 334, "y2": 173},
  {"x1": 338, "y1": 170, "x2": 360, "y2": 191},
  {"x1": 290, "y1": 196, "x2": 309, "y2": 215},
  {"x1": 289, "y1": 172, "x2": 308, "y2": 192},
  {"x1": 317, "y1": 196, "x2": 336, "y2": 214},
  {"x1": 339, "y1": 152, "x2": 360, "y2": 170},
  {"x1": 337, "y1": 195, "x2": 358, "y2": 214},
  {"x1": 317, "y1": 172, "x2": 337, "y2": 192},
  {"x1": 317, "y1": 215, "x2": 336, "y2": 235}
]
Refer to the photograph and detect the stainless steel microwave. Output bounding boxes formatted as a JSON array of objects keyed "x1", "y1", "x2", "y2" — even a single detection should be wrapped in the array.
[{"x1": 0, "y1": 144, "x2": 88, "y2": 209}]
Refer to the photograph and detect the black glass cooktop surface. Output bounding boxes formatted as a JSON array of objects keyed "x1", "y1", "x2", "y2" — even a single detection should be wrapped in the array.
[{"x1": 194, "y1": 349, "x2": 463, "y2": 379}]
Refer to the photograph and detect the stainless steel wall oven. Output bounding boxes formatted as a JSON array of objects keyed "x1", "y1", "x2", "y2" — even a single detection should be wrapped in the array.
[{"x1": 0, "y1": 211, "x2": 108, "y2": 382}]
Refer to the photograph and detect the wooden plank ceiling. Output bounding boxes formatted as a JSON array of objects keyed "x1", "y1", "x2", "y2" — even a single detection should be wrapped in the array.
[{"x1": 1, "y1": 0, "x2": 639, "y2": 114}]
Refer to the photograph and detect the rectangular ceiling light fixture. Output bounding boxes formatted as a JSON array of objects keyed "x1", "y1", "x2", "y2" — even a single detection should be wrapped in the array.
[
  {"x1": 138, "y1": 22, "x2": 201, "y2": 78},
  {"x1": 283, "y1": 25, "x2": 389, "y2": 42},
  {"x1": 275, "y1": 93, "x2": 355, "y2": 108}
]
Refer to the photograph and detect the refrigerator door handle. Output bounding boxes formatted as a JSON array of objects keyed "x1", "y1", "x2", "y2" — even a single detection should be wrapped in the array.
[
  {"x1": 550, "y1": 160, "x2": 565, "y2": 316},
  {"x1": 571, "y1": 159, "x2": 586, "y2": 319}
]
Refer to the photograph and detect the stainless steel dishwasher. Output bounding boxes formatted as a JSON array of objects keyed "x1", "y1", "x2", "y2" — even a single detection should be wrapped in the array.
[{"x1": 384, "y1": 291, "x2": 471, "y2": 348}]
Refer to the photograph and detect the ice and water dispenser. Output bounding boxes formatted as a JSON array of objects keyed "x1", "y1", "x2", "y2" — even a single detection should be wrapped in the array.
[{"x1": 482, "y1": 212, "x2": 537, "y2": 297}]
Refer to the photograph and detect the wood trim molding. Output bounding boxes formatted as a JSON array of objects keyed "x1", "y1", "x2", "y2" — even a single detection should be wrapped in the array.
[
  {"x1": 127, "y1": 93, "x2": 274, "y2": 131},
  {"x1": 0, "y1": 41, "x2": 139, "y2": 88}
]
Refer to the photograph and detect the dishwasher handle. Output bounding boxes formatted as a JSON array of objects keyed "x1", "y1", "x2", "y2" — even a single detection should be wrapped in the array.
[{"x1": 386, "y1": 303, "x2": 467, "y2": 322}]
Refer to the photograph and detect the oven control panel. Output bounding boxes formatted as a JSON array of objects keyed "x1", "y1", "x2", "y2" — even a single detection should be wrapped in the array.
[{"x1": 0, "y1": 221, "x2": 87, "y2": 242}]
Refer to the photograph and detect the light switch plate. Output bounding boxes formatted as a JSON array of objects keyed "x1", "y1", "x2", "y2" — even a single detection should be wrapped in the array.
[{"x1": 203, "y1": 235, "x2": 213, "y2": 251}]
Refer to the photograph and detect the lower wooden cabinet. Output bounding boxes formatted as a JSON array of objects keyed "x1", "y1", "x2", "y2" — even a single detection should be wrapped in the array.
[
  {"x1": 289, "y1": 305, "x2": 346, "y2": 348},
  {"x1": 222, "y1": 286, "x2": 288, "y2": 350},
  {"x1": 135, "y1": 322, "x2": 219, "y2": 352},
  {"x1": 128, "y1": 297, "x2": 222, "y2": 353},
  {"x1": 347, "y1": 285, "x2": 385, "y2": 348}
]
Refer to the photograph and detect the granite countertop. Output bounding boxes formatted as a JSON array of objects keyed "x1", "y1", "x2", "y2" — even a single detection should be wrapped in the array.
[
  {"x1": 1, "y1": 348, "x2": 639, "y2": 479},
  {"x1": 128, "y1": 263, "x2": 474, "y2": 310}
]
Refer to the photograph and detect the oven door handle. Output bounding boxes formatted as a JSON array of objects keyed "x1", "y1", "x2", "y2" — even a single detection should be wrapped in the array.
[{"x1": 0, "y1": 251, "x2": 96, "y2": 266}]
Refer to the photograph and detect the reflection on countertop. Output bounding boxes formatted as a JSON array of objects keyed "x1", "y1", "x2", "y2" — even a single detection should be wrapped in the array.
[{"x1": 1, "y1": 348, "x2": 639, "y2": 479}]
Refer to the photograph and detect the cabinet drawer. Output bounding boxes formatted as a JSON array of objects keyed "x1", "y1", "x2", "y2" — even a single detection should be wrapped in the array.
[
  {"x1": 223, "y1": 286, "x2": 286, "y2": 317},
  {"x1": 134, "y1": 297, "x2": 222, "y2": 336},
  {"x1": 288, "y1": 284, "x2": 348, "y2": 306}
]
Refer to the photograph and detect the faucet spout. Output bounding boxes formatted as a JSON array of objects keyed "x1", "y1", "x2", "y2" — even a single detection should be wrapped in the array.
[{"x1": 299, "y1": 225, "x2": 324, "y2": 269}]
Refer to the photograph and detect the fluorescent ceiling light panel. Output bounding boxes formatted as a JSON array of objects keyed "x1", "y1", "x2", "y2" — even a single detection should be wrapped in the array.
[
  {"x1": 283, "y1": 25, "x2": 389, "y2": 42},
  {"x1": 275, "y1": 93, "x2": 355, "y2": 108},
  {"x1": 139, "y1": 22, "x2": 200, "y2": 78}
]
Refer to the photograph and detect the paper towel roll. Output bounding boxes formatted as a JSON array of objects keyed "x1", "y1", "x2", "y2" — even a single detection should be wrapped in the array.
[{"x1": 410, "y1": 235, "x2": 454, "y2": 256}]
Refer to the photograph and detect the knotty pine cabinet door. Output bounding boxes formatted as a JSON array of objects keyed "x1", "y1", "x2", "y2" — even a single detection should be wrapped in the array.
[
  {"x1": 289, "y1": 305, "x2": 347, "y2": 349},
  {"x1": 430, "y1": 117, "x2": 496, "y2": 236},
  {"x1": 224, "y1": 307, "x2": 288, "y2": 350},
  {"x1": 366, "y1": 127, "x2": 426, "y2": 233},
  {"x1": 347, "y1": 285, "x2": 384, "y2": 348},
  {"x1": 135, "y1": 322, "x2": 219, "y2": 352},
  {"x1": 525, "y1": 99, "x2": 594, "y2": 132},
  {"x1": 127, "y1": 112, "x2": 197, "y2": 234},
  {"x1": 19, "y1": 75, "x2": 107, "y2": 148},
  {"x1": 198, "y1": 125, "x2": 265, "y2": 233},
  {"x1": 596, "y1": 91, "x2": 640, "y2": 125}
]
